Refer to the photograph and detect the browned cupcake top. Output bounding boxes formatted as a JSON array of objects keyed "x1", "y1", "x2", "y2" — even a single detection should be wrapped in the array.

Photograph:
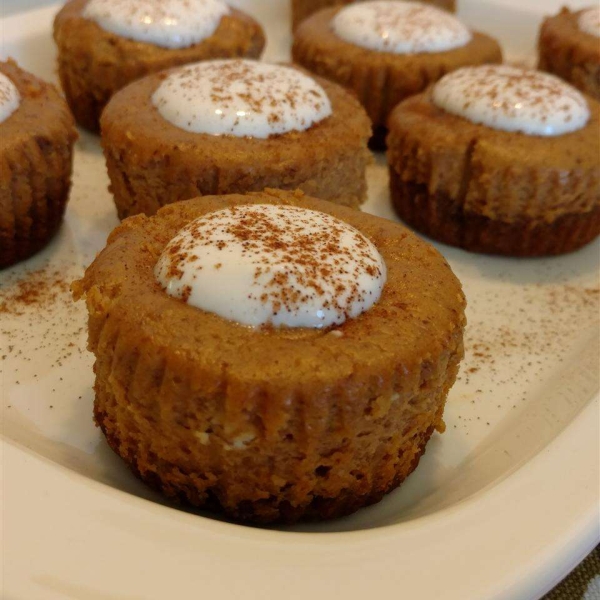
[{"x1": 74, "y1": 190, "x2": 465, "y2": 388}]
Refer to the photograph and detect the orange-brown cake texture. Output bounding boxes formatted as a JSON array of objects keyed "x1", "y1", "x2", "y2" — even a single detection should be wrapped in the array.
[
  {"x1": 292, "y1": 2, "x2": 502, "y2": 148},
  {"x1": 538, "y1": 7, "x2": 600, "y2": 100},
  {"x1": 291, "y1": 0, "x2": 457, "y2": 30},
  {"x1": 73, "y1": 189, "x2": 466, "y2": 523},
  {"x1": 387, "y1": 66, "x2": 600, "y2": 256},
  {"x1": 0, "y1": 59, "x2": 77, "y2": 269},
  {"x1": 53, "y1": 0, "x2": 266, "y2": 132},
  {"x1": 100, "y1": 60, "x2": 372, "y2": 219}
]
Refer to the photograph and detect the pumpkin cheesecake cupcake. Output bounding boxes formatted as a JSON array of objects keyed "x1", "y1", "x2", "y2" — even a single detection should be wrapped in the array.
[
  {"x1": 291, "y1": 0, "x2": 457, "y2": 31},
  {"x1": 0, "y1": 59, "x2": 77, "y2": 269},
  {"x1": 53, "y1": 0, "x2": 266, "y2": 132},
  {"x1": 101, "y1": 59, "x2": 372, "y2": 218},
  {"x1": 292, "y1": 0, "x2": 502, "y2": 148},
  {"x1": 388, "y1": 65, "x2": 600, "y2": 256},
  {"x1": 538, "y1": 6, "x2": 600, "y2": 100},
  {"x1": 73, "y1": 189, "x2": 466, "y2": 523}
]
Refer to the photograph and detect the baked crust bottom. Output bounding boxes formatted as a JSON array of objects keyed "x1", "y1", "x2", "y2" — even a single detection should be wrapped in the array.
[
  {"x1": 390, "y1": 169, "x2": 600, "y2": 256},
  {"x1": 95, "y1": 398, "x2": 440, "y2": 523}
]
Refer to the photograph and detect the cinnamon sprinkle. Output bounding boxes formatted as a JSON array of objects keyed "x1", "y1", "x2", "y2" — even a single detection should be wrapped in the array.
[
  {"x1": 0, "y1": 266, "x2": 71, "y2": 316},
  {"x1": 156, "y1": 204, "x2": 386, "y2": 326}
]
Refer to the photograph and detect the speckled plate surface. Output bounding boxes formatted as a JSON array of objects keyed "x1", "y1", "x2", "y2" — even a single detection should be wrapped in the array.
[{"x1": 1, "y1": 1, "x2": 599, "y2": 599}]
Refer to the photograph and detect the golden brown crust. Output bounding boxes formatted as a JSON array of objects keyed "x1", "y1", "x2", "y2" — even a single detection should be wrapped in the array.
[
  {"x1": 538, "y1": 7, "x2": 600, "y2": 100},
  {"x1": 95, "y1": 399, "x2": 442, "y2": 522},
  {"x1": 291, "y1": 0, "x2": 457, "y2": 31},
  {"x1": 0, "y1": 59, "x2": 77, "y2": 269},
  {"x1": 53, "y1": 0, "x2": 266, "y2": 132},
  {"x1": 390, "y1": 172, "x2": 600, "y2": 256},
  {"x1": 386, "y1": 91, "x2": 600, "y2": 255},
  {"x1": 100, "y1": 70, "x2": 372, "y2": 218},
  {"x1": 292, "y1": 7, "x2": 502, "y2": 133},
  {"x1": 74, "y1": 189, "x2": 466, "y2": 523}
]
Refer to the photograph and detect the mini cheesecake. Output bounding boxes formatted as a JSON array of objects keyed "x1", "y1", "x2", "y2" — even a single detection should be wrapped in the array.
[
  {"x1": 388, "y1": 65, "x2": 600, "y2": 256},
  {"x1": 53, "y1": 0, "x2": 266, "y2": 132},
  {"x1": 73, "y1": 189, "x2": 466, "y2": 523},
  {"x1": 100, "y1": 59, "x2": 372, "y2": 218}
]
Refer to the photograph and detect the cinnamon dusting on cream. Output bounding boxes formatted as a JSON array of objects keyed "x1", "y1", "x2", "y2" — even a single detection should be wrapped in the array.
[
  {"x1": 432, "y1": 65, "x2": 590, "y2": 136},
  {"x1": 152, "y1": 60, "x2": 332, "y2": 138},
  {"x1": 83, "y1": 0, "x2": 230, "y2": 48},
  {"x1": 155, "y1": 204, "x2": 386, "y2": 328},
  {"x1": 332, "y1": 1, "x2": 471, "y2": 54}
]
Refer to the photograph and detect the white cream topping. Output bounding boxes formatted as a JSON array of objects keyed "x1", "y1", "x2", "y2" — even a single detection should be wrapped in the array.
[
  {"x1": 82, "y1": 0, "x2": 230, "y2": 49},
  {"x1": 578, "y1": 7, "x2": 600, "y2": 38},
  {"x1": 155, "y1": 204, "x2": 387, "y2": 329},
  {"x1": 332, "y1": 1, "x2": 471, "y2": 54},
  {"x1": 432, "y1": 65, "x2": 590, "y2": 136},
  {"x1": 152, "y1": 59, "x2": 332, "y2": 138},
  {"x1": 0, "y1": 73, "x2": 20, "y2": 124}
]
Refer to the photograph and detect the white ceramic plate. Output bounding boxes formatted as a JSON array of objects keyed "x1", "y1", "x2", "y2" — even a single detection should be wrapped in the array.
[{"x1": 1, "y1": 2, "x2": 599, "y2": 599}]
